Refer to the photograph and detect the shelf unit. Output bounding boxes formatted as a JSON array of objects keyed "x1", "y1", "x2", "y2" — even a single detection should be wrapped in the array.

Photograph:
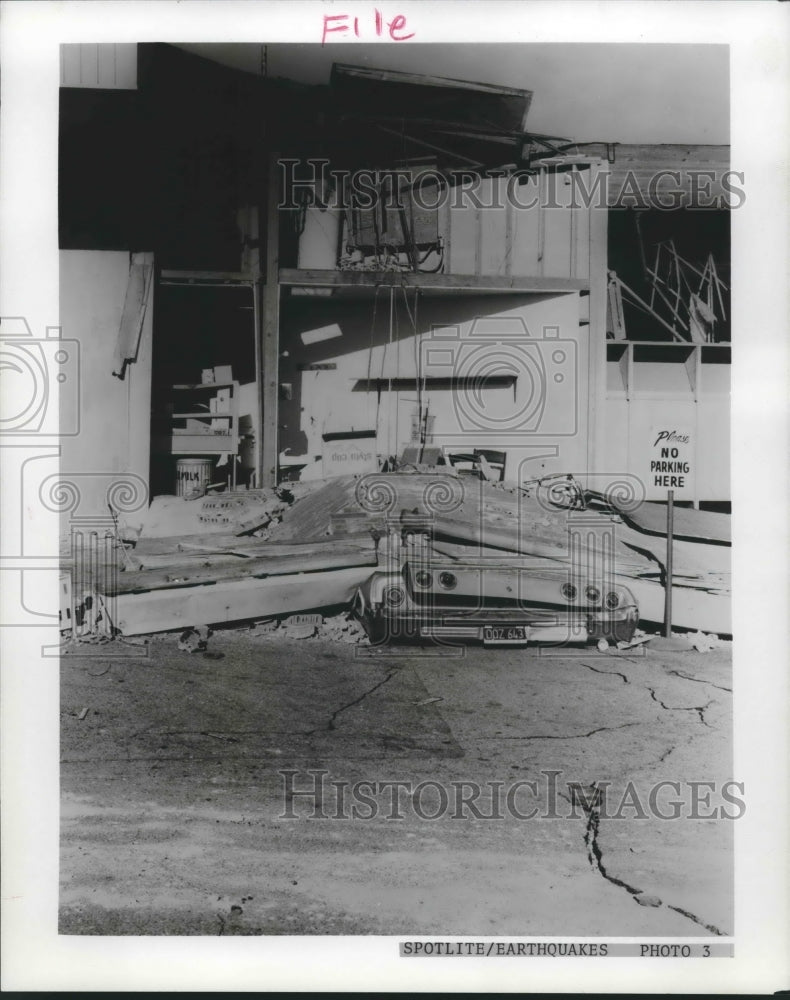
[{"x1": 154, "y1": 381, "x2": 240, "y2": 488}]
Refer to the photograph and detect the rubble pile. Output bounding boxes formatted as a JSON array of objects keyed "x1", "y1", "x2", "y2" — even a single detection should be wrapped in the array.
[
  {"x1": 246, "y1": 612, "x2": 368, "y2": 645},
  {"x1": 66, "y1": 470, "x2": 731, "y2": 641}
]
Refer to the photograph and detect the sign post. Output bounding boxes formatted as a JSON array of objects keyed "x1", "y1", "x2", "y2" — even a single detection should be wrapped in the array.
[{"x1": 664, "y1": 489, "x2": 674, "y2": 638}]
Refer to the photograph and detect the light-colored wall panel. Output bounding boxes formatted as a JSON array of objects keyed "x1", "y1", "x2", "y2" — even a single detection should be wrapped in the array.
[
  {"x1": 280, "y1": 292, "x2": 589, "y2": 483},
  {"x1": 60, "y1": 44, "x2": 137, "y2": 89},
  {"x1": 59, "y1": 250, "x2": 153, "y2": 529}
]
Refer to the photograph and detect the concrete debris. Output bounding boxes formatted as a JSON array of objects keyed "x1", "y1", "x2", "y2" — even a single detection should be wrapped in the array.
[
  {"x1": 634, "y1": 893, "x2": 662, "y2": 908},
  {"x1": 616, "y1": 630, "x2": 651, "y2": 650},
  {"x1": 281, "y1": 623, "x2": 318, "y2": 640},
  {"x1": 246, "y1": 610, "x2": 369, "y2": 645},
  {"x1": 85, "y1": 472, "x2": 730, "y2": 638},
  {"x1": 250, "y1": 618, "x2": 280, "y2": 636},
  {"x1": 178, "y1": 626, "x2": 210, "y2": 653},
  {"x1": 78, "y1": 707, "x2": 90, "y2": 720},
  {"x1": 689, "y1": 631, "x2": 721, "y2": 652},
  {"x1": 318, "y1": 612, "x2": 369, "y2": 644},
  {"x1": 283, "y1": 614, "x2": 323, "y2": 628}
]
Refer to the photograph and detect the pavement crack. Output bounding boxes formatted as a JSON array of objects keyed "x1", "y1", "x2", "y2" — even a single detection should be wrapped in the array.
[
  {"x1": 665, "y1": 904, "x2": 727, "y2": 937},
  {"x1": 579, "y1": 661, "x2": 629, "y2": 684},
  {"x1": 580, "y1": 782, "x2": 727, "y2": 937},
  {"x1": 647, "y1": 688, "x2": 713, "y2": 727},
  {"x1": 307, "y1": 669, "x2": 399, "y2": 734},
  {"x1": 583, "y1": 784, "x2": 641, "y2": 895},
  {"x1": 665, "y1": 668, "x2": 732, "y2": 693},
  {"x1": 479, "y1": 722, "x2": 640, "y2": 741}
]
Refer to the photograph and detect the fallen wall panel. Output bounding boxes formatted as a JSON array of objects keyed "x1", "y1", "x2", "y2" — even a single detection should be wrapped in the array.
[{"x1": 105, "y1": 565, "x2": 372, "y2": 636}]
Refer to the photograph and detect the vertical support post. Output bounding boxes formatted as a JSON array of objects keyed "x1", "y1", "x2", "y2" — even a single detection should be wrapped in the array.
[
  {"x1": 664, "y1": 489, "x2": 674, "y2": 638},
  {"x1": 251, "y1": 277, "x2": 262, "y2": 487},
  {"x1": 587, "y1": 159, "x2": 610, "y2": 481},
  {"x1": 259, "y1": 152, "x2": 281, "y2": 487}
]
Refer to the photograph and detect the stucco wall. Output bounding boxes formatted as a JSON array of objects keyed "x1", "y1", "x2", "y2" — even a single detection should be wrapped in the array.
[
  {"x1": 59, "y1": 250, "x2": 153, "y2": 530},
  {"x1": 280, "y1": 290, "x2": 592, "y2": 483}
]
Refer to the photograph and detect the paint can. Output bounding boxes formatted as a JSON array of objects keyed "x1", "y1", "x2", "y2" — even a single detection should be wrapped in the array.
[{"x1": 175, "y1": 458, "x2": 214, "y2": 499}]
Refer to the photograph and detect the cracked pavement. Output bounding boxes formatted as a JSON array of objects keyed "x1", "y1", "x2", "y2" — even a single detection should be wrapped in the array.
[{"x1": 60, "y1": 631, "x2": 733, "y2": 936}]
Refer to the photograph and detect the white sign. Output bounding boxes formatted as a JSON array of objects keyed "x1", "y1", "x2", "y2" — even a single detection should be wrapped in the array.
[
  {"x1": 647, "y1": 426, "x2": 695, "y2": 498},
  {"x1": 322, "y1": 435, "x2": 378, "y2": 478}
]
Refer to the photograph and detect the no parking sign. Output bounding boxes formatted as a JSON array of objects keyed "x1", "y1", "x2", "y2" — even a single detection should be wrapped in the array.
[{"x1": 647, "y1": 426, "x2": 695, "y2": 500}]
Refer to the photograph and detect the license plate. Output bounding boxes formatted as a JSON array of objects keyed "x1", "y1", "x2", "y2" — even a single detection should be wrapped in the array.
[{"x1": 483, "y1": 625, "x2": 527, "y2": 644}]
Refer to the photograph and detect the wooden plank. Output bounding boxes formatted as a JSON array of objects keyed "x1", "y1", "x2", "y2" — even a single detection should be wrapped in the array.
[
  {"x1": 260, "y1": 152, "x2": 281, "y2": 488},
  {"x1": 79, "y1": 44, "x2": 99, "y2": 87},
  {"x1": 278, "y1": 268, "x2": 588, "y2": 294},
  {"x1": 479, "y1": 178, "x2": 508, "y2": 275},
  {"x1": 113, "y1": 43, "x2": 138, "y2": 89},
  {"x1": 110, "y1": 539, "x2": 377, "y2": 594},
  {"x1": 510, "y1": 175, "x2": 541, "y2": 276},
  {"x1": 97, "y1": 44, "x2": 117, "y2": 88},
  {"x1": 447, "y1": 196, "x2": 477, "y2": 274},
  {"x1": 587, "y1": 161, "x2": 609, "y2": 477},
  {"x1": 622, "y1": 576, "x2": 731, "y2": 635},
  {"x1": 266, "y1": 477, "x2": 360, "y2": 543},
  {"x1": 331, "y1": 63, "x2": 533, "y2": 132},
  {"x1": 139, "y1": 491, "x2": 287, "y2": 539},
  {"x1": 113, "y1": 254, "x2": 153, "y2": 378},
  {"x1": 108, "y1": 566, "x2": 373, "y2": 635},
  {"x1": 60, "y1": 45, "x2": 81, "y2": 87},
  {"x1": 619, "y1": 502, "x2": 730, "y2": 545},
  {"x1": 159, "y1": 270, "x2": 253, "y2": 284}
]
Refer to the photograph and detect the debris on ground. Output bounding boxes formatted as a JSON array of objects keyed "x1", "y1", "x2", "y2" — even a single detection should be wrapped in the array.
[
  {"x1": 65, "y1": 471, "x2": 730, "y2": 640},
  {"x1": 244, "y1": 610, "x2": 369, "y2": 645},
  {"x1": 178, "y1": 626, "x2": 210, "y2": 653},
  {"x1": 318, "y1": 612, "x2": 369, "y2": 644},
  {"x1": 281, "y1": 623, "x2": 318, "y2": 640},
  {"x1": 634, "y1": 893, "x2": 662, "y2": 908},
  {"x1": 689, "y1": 631, "x2": 721, "y2": 653},
  {"x1": 617, "y1": 630, "x2": 651, "y2": 650},
  {"x1": 250, "y1": 618, "x2": 280, "y2": 637}
]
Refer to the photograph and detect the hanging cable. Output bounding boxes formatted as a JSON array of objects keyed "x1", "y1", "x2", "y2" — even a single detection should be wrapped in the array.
[
  {"x1": 394, "y1": 287, "x2": 401, "y2": 458},
  {"x1": 367, "y1": 285, "x2": 380, "y2": 434},
  {"x1": 387, "y1": 286, "x2": 394, "y2": 462}
]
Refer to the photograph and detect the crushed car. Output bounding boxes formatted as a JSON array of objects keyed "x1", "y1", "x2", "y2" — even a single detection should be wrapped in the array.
[{"x1": 352, "y1": 558, "x2": 639, "y2": 648}]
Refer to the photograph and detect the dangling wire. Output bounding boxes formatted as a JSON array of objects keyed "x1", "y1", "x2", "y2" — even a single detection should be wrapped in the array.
[
  {"x1": 367, "y1": 285, "x2": 381, "y2": 444},
  {"x1": 387, "y1": 286, "x2": 394, "y2": 461},
  {"x1": 401, "y1": 286, "x2": 423, "y2": 455}
]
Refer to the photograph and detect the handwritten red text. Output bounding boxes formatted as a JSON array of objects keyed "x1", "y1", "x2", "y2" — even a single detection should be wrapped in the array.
[{"x1": 321, "y1": 11, "x2": 415, "y2": 45}]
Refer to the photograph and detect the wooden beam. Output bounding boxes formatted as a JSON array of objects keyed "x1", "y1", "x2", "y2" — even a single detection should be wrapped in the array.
[
  {"x1": 260, "y1": 153, "x2": 281, "y2": 488},
  {"x1": 159, "y1": 270, "x2": 254, "y2": 284},
  {"x1": 588, "y1": 161, "x2": 609, "y2": 477},
  {"x1": 107, "y1": 565, "x2": 373, "y2": 635},
  {"x1": 109, "y1": 539, "x2": 377, "y2": 594},
  {"x1": 279, "y1": 268, "x2": 588, "y2": 294}
]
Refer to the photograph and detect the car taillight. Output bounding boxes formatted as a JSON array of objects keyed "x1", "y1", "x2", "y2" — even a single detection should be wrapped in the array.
[
  {"x1": 438, "y1": 571, "x2": 457, "y2": 590},
  {"x1": 414, "y1": 570, "x2": 432, "y2": 588},
  {"x1": 384, "y1": 586, "x2": 405, "y2": 607},
  {"x1": 585, "y1": 585, "x2": 601, "y2": 604},
  {"x1": 561, "y1": 582, "x2": 577, "y2": 601},
  {"x1": 605, "y1": 591, "x2": 620, "y2": 610}
]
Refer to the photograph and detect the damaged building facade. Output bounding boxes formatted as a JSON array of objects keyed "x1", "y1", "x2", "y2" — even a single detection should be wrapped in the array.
[{"x1": 56, "y1": 43, "x2": 732, "y2": 640}]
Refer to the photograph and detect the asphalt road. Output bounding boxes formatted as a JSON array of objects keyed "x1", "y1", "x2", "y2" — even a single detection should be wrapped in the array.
[{"x1": 60, "y1": 628, "x2": 734, "y2": 937}]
